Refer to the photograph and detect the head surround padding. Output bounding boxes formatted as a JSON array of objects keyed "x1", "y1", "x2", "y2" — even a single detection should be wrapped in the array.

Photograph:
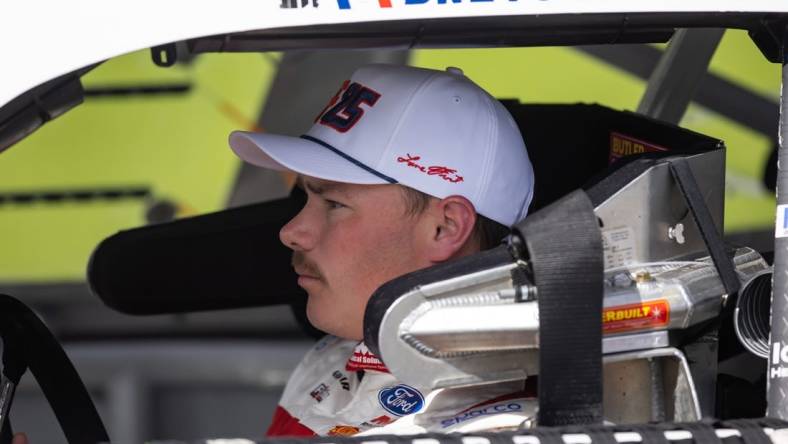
[{"x1": 88, "y1": 189, "x2": 307, "y2": 316}]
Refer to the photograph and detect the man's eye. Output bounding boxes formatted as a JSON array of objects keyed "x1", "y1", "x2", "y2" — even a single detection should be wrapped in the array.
[{"x1": 326, "y1": 199, "x2": 345, "y2": 210}]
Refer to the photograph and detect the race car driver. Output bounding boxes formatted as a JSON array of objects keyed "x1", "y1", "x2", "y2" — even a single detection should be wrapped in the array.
[
  {"x1": 227, "y1": 63, "x2": 538, "y2": 437},
  {"x1": 9, "y1": 63, "x2": 536, "y2": 444}
]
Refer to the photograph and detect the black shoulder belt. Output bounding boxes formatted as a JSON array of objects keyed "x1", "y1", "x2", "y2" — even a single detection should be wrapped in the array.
[{"x1": 513, "y1": 189, "x2": 604, "y2": 426}]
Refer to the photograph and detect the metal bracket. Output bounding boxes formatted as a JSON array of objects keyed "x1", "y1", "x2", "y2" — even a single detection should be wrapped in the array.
[
  {"x1": 749, "y1": 20, "x2": 788, "y2": 64},
  {"x1": 150, "y1": 43, "x2": 177, "y2": 67}
]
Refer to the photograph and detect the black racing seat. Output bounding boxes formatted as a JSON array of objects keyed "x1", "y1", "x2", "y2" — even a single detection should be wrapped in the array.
[
  {"x1": 88, "y1": 188, "x2": 308, "y2": 316},
  {"x1": 88, "y1": 102, "x2": 719, "y2": 319}
]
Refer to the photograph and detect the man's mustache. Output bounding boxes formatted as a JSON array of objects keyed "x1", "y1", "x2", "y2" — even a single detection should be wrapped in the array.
[{"x1": 292, "y1": 252, "x2": 323, "y2": 280}]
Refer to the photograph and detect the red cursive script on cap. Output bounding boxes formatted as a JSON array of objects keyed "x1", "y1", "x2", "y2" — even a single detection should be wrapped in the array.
[{"x1": 396, "y1": 154, "x2": 464, "y2": 183}]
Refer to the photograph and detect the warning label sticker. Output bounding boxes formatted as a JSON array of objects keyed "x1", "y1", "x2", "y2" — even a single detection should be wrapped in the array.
[
  {"x1": 603, "y1": 299, "x2": 670, "y2": 333},
  {"x1": 609, "y1": 132, "x2": 668, "y2": 165},
  {"x1": 602, "y1": 227, "x2": 637, "y2": 270}
]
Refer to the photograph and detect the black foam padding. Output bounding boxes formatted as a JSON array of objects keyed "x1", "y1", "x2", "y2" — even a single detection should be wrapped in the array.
[
  {"x1": 88, "y1": 191, "x2": 307, "y2": 315},
  {"x1": 501, "y1": 102, "x2": 722, "y2": 212},
  {"x1": 87, "y1": 103, "x2": 725, "y2": 317},
  {"x1": 514, "y1": 190, "x2": 604, "y2": 426}
]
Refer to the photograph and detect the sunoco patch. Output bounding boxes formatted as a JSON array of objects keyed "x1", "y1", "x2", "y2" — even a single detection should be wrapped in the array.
[
  {"x1": 441, "y1": 401, "x2": 523, "y2": 428},
  {"x1": 378, "y1": 384, "x2": 424, "y2": 416}
]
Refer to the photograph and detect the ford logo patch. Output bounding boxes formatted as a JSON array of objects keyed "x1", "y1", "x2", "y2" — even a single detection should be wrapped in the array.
[{"x1": 378, "y1": 384, "x2": 424, "y2": 416}]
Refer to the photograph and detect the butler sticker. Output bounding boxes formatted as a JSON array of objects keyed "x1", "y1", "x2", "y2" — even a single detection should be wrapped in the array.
[{"x1": 609, "y1": 132, "x2": 668, "y2": 165}]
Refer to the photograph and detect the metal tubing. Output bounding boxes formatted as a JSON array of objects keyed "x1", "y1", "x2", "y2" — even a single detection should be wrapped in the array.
[
  {"x1": 637, "y1": 28, "x2": 724, "y2": 124},
  {"x1": 767, "y1": 29, "x2": 788, "y2": 420},
  {"x1": 106, "y1": 371, "x2": 148, "y2": 444}
]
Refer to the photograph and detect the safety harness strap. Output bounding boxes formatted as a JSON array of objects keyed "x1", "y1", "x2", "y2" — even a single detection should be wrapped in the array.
[
  {"x1": 668, "y1": 158, "x2": 740, "y2": 296},
  {"x1": 513, "y1": 189, "x2": 604, "y2": 426}
]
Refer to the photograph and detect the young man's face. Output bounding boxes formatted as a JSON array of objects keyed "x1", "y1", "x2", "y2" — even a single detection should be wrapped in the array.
[{"x1": 280, "y1": 176, "x2": 435, "y2": 340}]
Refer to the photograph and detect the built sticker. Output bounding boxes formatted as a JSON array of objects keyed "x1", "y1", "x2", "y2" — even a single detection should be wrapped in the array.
[{"x1": 603, "y1": 299, "x2": 670, "y2": 333}]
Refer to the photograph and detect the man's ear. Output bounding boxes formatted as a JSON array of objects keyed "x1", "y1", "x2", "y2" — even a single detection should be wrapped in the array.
[{"x1": 425, "y1": 195, "x2": 478, "y2": 263}]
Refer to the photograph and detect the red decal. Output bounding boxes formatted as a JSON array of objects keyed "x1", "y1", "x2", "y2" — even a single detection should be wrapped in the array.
[
  {"x1": 397, "y1": 154, "x2": 427, "y2": 172},
  {"x1": 328, "y1": 425, "x2": 360, "y2": 436},
  {"x1": 346, "y1": 343, "x2": 389, "y2": 373},
  {"x1": 397, "y1": 154, "x2": 464, "y2": 183},
  {"x1": 378, "y1": 0, "x2": 392, "y2": 6},
  {"x1": 370, "y1": 415, "x2": 393, "y2": 425},
  {"x1": 427, "y1": 166, "x2": 463, "y2": 183},
  {"x1": 609, "y1": 132, "x2": 668, "y2": 165},
  {"x1": 603, "y1": 299, "x2": 670, "y2": 333},
  {"x1": 266, "y1": 406, "x2": 317, "y2": 437}
]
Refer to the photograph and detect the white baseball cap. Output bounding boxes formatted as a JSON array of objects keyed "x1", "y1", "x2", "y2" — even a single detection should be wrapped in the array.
[{"x1": 229, "y1": 64, "x2": 534, "y2": 226}]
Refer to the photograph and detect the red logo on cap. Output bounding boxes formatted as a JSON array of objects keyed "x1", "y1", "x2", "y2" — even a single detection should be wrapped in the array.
[{"x1": 397, "y1": 154, "x2": 464, "y2": 183}]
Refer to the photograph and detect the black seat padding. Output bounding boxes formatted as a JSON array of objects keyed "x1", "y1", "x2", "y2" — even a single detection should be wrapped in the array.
[
  {"x1": 501, "y1": 102, "x2": 721, "y2": 212},
  {"x1": 90, "y1": 102, "x2": 721, "y2": 316},
  {"x1": 88, "y1": 189, "x2": 307, "y2": 315}
]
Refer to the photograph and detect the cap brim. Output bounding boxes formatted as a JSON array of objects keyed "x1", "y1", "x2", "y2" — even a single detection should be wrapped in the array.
[{"x1": 229, "y1": 131, "x2": 391, "y2": 185}]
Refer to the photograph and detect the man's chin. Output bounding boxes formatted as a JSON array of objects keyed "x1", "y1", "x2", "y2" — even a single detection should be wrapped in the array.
[{"x1": 305, "y1": 299, "x2": 331, "y2": 334}]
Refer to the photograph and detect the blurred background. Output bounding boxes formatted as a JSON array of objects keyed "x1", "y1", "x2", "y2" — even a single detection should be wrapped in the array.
[{"x1": 0, "y1": 29, "x2": 780, "y2": 442}]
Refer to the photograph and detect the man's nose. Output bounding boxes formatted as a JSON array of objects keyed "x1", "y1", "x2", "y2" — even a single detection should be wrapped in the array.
[{"x1": 279, "y1": 207, "x2": 317, "y2": 252}]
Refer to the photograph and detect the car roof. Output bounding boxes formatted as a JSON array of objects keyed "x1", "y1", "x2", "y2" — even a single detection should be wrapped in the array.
[
  {"x1": 3, "y1": 2, "x2": 788, "y2": 104},
  {"x1": 1, "y1": 1, "x2": 787, "y2": 153}
]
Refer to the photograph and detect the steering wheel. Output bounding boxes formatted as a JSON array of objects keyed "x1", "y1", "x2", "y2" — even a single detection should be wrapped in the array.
[{"x1": 0, "y1": 294, "x2": 109, "y2": 444}]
